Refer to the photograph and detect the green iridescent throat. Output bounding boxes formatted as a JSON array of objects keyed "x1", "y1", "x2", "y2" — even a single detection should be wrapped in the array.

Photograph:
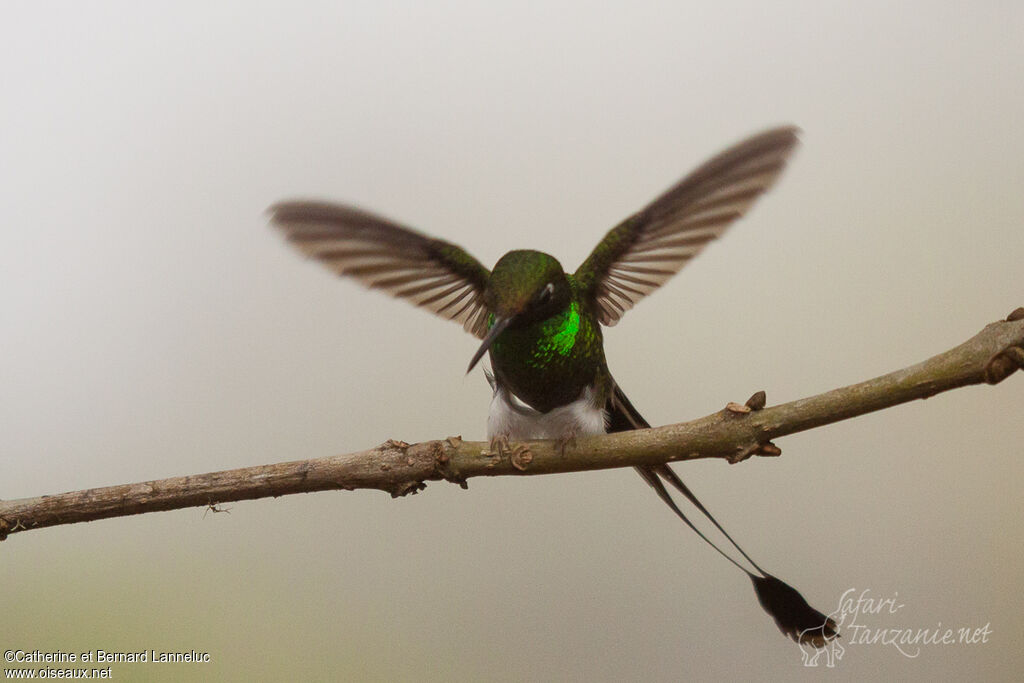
[
  {"x1": 537, "y1": 300, "x2": 581, "y2": 361},
  {"x1": 490, "y1": 301, "x2": 582, "y2": 369}
]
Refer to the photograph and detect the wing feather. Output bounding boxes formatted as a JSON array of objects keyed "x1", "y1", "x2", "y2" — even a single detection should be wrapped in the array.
[
  {"x1": 270, "y1": 201, "x2": 492, "y2": 338},
  {"x1": 575, "y1": 127, "x2": 800, "y2": 326}
]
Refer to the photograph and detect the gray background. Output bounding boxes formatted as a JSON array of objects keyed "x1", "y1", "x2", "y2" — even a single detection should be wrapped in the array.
[{"x1": 2, "y1": 1, "x2": 1022, "y2": 680}]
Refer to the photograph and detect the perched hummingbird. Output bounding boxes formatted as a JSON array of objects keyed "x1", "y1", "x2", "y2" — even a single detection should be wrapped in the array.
[{"x1": 271, "y1": 126, "x2": 838, "y2": 646}]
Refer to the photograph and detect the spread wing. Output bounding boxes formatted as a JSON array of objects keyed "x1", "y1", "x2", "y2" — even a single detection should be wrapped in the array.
[
  {"x1": 270, "y1": 201, "x2": 492, "y2": 338},
  {"x1": 575, "y1": 126, "x2": 800, "y2": 326}
]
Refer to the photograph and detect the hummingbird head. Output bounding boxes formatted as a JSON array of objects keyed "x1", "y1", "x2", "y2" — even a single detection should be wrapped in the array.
[
  {"x1": 485, "y1": 250, "x2": 571, "y2": 323},
  {"x1": 466, "y1": 250, "x2": 571, "y2": 373}
]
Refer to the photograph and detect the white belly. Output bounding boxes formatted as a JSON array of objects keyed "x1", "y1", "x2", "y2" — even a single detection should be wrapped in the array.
[{"x1": 486, "y1": 381, "x2": 607, "y2": 441}]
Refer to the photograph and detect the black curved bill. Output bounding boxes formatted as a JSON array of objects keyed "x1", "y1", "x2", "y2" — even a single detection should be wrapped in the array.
[{"x1": 466, "y1": 315, "x2": 512, "y2": 374}]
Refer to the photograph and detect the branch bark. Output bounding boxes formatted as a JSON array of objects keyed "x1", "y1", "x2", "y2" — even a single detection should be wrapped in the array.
[{"x1": 2, "y1": 308, "x2": 1022, "y2": 541}]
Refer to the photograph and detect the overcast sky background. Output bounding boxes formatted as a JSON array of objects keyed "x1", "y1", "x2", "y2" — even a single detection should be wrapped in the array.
[{"x1": 2, "y1": 2, "x2": 1022, "y2": 680}]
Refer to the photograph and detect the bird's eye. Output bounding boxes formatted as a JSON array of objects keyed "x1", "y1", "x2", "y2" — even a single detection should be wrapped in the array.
[{"x1": 538, "y1": 282, "x2": 554, "y2": 304}]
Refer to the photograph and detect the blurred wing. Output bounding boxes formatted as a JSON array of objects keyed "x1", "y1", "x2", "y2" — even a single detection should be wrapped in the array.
[
  {"x1": 575, "y1": 126, "x2": 800, "y2": 326},
  {"x1": 271, "y1": 201, "x2": 492, "y2": 338}
]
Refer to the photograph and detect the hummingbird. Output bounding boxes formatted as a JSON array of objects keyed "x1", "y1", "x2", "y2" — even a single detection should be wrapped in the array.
[{"x1": 271, "y1": 126, "x2": 838, "y2": 647}]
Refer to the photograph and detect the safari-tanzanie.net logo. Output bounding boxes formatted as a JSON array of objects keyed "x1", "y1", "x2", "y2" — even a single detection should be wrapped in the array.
[{"x1": 795, "y1": 588, "x2": 993, "y2": 668}]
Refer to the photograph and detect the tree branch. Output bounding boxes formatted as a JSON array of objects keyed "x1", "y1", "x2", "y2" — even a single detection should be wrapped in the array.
[{"x1": 2, "y1": 308, "x2": 1022, "y2": 541}]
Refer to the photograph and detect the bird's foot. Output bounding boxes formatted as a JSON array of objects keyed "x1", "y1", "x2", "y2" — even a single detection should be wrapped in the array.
[
  {"x1": 486, "y1": 434, "x2": 511, "y2": 457},
  {"x1": 487, "y1": 434, "x2": 527, "y2": 458},
  {"x1": 486, "y1": 434, "x2": 533, "y2": 470},
  {"x1": 554, "y1": 429, "x2": 578, "y2": 457}
]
